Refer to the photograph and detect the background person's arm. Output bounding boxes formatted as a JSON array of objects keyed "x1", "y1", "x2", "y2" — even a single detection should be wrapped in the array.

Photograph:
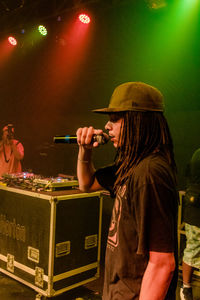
[{"x1": 10, "y1": 140, "x2": 24, "y2": 161}]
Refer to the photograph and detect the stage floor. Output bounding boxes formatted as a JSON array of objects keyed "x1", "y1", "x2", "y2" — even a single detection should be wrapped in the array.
[
  {"x1": 0, "y1": 269, "x2": 103, "y2": 300},
  {"x1": 0, "y1": 268, "x2": 200, "y2": 300}
]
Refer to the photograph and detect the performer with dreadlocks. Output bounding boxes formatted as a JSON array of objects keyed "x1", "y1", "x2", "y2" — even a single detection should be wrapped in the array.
[{"x1": 76, "y1": 82, "x2": 178, "y2": 300}]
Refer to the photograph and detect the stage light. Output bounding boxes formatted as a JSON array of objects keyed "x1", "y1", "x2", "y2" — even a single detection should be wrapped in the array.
[
  {"x1": 8, "y1": 36, "x2": 17, "y2": 46},
  {"x1": 79, "y1": 14, "x2": 91, "y2": 24},
  {"x1": 182, "y1": 0, "x2": 199, "y2": 10},
  {"x1": 38, "y1": 25, "x2": 47, "y2": 36},
  {"x1": 146, "y1": 0, "x2": 167, "y2": 9}
]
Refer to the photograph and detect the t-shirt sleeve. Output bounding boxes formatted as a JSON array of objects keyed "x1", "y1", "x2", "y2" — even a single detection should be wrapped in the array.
[
  {"x1": 95, "y1": 164, "x2": 117, "y2": 197},
  {"x1": 134, "y1": 182, "x2": 177, "y2": 255}
]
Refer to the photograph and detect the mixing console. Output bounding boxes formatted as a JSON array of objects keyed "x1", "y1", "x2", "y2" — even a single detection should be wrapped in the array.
[{"x1": 0, "y1": 172, "x2": 79, "y2": 192}]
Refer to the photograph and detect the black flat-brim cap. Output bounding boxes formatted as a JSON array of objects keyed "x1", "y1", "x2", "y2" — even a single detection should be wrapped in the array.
[{"x1": 92, "y1": 82, "x2": 164, "y2": 114}]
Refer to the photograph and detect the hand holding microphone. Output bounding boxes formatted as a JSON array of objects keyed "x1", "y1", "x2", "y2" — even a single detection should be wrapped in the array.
[{"x1": 53, "y1": 126, "x2": 109, "y2": 147}]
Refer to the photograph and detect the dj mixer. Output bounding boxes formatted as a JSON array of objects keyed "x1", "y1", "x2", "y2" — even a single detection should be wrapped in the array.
[{"x1": 0, "y1": 172, "x2": 79, "y2": 192}]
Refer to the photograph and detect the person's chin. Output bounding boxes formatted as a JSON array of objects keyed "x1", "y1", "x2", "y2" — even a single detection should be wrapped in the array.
[
  {"x1": 113, "y1": 142, "x2": 119, "y2": 148},
  {"x1": 110, "y1": 137, "x2": 119, "y2": 148}
]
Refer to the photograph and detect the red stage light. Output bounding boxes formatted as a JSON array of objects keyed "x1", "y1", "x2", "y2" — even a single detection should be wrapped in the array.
[
  {"x1": 8, "y1": 36, "x2": 17, "y2": 46},
  {"x1": 79, "y1": 14, "x2": 91, "y2": 24}
]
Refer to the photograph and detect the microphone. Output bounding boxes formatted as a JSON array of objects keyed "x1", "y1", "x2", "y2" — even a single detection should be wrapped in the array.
[{"x1": 53, "y1": 133, "x2": 109, "y2": 145}]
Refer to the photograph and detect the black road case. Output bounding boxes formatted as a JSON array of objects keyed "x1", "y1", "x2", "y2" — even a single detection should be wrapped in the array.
[{"x1": 0, "y1": 185, "x2": 102, "y2": 298}]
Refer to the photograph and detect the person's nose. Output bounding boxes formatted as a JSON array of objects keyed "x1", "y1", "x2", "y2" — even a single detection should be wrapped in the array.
[{"x1": 105, "y1": 121, "x2": 112, "y2": 131}]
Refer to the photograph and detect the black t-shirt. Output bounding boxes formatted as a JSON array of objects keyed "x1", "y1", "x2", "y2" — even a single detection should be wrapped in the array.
[{"x1": 95, "y1": 153, "x2": 178, "y2": 300}]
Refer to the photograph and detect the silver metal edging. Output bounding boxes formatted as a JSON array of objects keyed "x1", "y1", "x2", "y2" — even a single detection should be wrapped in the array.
[
  {"x1": 55, "y1": 191, "x2": 102, "y2": 201},
  {"x1": 97, "y1": 195, "x2": 103, "y2": 269},
  {"x1": 0, "y1": 185, "x2": 103, "y2": 201},
  {"x1": 47, "y1": 197, "x2": 57, "y2": 294},
  {"x1": 53, "y1": 262, "x2": 98, "y2": 282},
  {"x1": 0, "y1": 253, "x2": 6, "y2": 262},
  {"x1": 0, "y1": 268, "x2": 47, "y2": 296},
  {"x1": 52, "y1": 276, "x2": 99, "y2": 296},
  {"x1": 0, "y1": 253, "x2": 48, "y2": 282},
  {"x1": 0, "y1": 267, "x2": 99, "y2": 298},
  {"x1": 0, "y1": 185, "x2": 51, "y2": 200}
]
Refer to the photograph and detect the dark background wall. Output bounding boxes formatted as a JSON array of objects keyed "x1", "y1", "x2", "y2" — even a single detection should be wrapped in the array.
[{"x1": 0, "y1": 0, "x2": 200, "y2": 188}]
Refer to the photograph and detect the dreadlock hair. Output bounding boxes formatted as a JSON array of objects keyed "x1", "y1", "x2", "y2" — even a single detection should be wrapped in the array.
[{"x1": 114, "y1": 111, "x2": 177, "y2": 191}]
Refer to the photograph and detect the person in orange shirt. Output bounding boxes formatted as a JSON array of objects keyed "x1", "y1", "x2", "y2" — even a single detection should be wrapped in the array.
[{"x1": 0, "y1": 124, "x2": 24, "y2": 177}]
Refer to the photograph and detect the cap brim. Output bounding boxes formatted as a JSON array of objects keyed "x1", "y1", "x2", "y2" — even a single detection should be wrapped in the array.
[
  {"x1": 92, "y1": 107, "x2": 164, "y2": 114},
  {"x1": 92, "y1": 108, "x2": 132, "y2": 114}
]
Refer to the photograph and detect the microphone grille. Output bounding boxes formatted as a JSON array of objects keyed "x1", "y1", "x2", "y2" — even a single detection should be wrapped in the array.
[{"x1": 94, "y1": 133, "x2": 109, "y2": 145}]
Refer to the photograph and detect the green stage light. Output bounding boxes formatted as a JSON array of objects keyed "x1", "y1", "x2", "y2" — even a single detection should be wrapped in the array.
[
  {"x1": 38, "y1": 25, "x2": 47, "y2": 36},
  {"x1": 179, "y1": 0, "x2": 199, "y2": 14},
  {"x1": 184, "y1": 0, "x2": 198, "y2": 6}
]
